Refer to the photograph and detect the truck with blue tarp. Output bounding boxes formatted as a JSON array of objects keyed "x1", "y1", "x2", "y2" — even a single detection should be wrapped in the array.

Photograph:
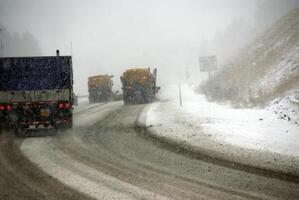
[{"x1": 0, "y1": 50, "x2": 74, "y2": 132}]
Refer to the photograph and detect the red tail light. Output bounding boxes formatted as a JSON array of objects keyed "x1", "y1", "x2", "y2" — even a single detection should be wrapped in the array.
[
  {"x1": 58, "y1": 103, "x2": 64, "y2": 109},
  {"x1": 0, "y1": 105, "x2": 5, "y2": 111},
  {"x1": 65, "y1": 103, "x2": 71, "y2": 109},
  {"x1": 7, "y1": 105, "x2": 12, "y2": 111}
]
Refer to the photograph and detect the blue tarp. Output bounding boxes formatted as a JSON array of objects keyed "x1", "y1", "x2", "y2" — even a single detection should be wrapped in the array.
[{"x1": 0, "y1": 56, "x2": 72, "y2": 91}]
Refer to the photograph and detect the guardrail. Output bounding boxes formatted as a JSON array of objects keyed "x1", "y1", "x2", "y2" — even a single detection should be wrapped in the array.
[{"x1": 77, "y1": 95, "x2": 89, "y2": 98}]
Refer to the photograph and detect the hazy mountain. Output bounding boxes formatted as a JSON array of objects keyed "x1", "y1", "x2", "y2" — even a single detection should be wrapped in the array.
[{"x1": 0, "y1": 23, "x2": 42, "y2": 57}]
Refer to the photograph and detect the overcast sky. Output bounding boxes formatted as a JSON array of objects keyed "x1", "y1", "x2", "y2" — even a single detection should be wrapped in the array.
[{"x1": 0, "y1": 0, "x2": 296, "y2": 94}]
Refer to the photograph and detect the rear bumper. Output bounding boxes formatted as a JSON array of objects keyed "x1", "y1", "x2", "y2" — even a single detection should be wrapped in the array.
[{"x1": 0, "y1": 116, "x2": 72, "y2": 129}]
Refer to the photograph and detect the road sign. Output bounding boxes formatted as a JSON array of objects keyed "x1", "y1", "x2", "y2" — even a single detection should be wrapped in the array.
[{"x1": 199, "y1": 55, "x2": 218, "y2": 72}]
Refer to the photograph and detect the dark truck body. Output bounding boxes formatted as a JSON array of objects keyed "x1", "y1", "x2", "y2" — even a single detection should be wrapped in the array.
[{"x1": 0, "y1": 55, "x2": 73, "y2": 130}]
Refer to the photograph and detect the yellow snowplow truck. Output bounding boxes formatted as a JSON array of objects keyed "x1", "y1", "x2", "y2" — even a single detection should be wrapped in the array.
[
  {"x1": 88, "y1": 75, "x2": 113, "y2": 103},
  {"x1": 120, "y1": 68, "x2": 159, "y2": 104}
]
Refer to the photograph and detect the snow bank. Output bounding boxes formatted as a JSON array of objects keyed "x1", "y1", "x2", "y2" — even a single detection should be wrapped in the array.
[
  {"x1": 269, "y1": 90, "x2": 299, "y2": 126},
  {"x1": 140, "y1": 85, "x2": 299, "y2": 175}
]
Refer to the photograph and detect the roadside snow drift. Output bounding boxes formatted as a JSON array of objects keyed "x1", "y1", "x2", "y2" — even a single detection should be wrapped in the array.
[{"x1": 141, "y1": 85, "x2": 299, "y2": 175}]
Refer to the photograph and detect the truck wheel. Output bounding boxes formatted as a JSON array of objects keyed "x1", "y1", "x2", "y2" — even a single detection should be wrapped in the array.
[
  {"x1": 65, "y1": 121, "x2": 73, "y2": 129},
  {"x1": 124, "y1": 99, "x2": 129, "y2": 105},
  {"x1": 62, "y1": 117, "x2": 73, "y2": 130},
  {"x1": 123, "y1": 94, "x2": 129, "y2": 105}
]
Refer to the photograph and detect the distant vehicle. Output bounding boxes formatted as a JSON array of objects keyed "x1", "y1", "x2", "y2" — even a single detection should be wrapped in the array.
[
  {"x1": 88, "y1": 75, "x2": 113, "y2": 103},
  {"x1": 0, "y1": 50, "x2": 74, "y2": 131},
  {"x1": 120, "y1": 68, "x2": 160, "y2": 104}
]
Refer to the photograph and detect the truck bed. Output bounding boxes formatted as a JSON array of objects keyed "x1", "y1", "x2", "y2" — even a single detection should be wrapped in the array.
[
  {"x1": 0, "y1": 56, "x2": 72, "y2": 91},
  {"x1": 0, "y1": 56, "x2": 72, "y2": 103}
]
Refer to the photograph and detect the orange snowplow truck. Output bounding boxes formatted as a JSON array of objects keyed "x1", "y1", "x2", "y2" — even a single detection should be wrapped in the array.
[
  {"x1": 88, "y1": 75, "x2": 113, "y2": 103},
  {"x1": 120, "y1": 68, "x2": 159, "y2": 104}
]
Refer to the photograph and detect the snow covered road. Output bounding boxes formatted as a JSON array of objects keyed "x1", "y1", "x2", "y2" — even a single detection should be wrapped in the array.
[
  {"x1": 0, "y1": 99, "x2": 299, "y2": 199},
  {"x1": 18, "y1": 100, "x2": 299, "y2": 199}
]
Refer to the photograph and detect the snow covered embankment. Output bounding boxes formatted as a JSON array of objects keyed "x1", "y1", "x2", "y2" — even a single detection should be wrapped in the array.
[
  {"x1": 138, "y1": 85, "x2": 299, "y2": 176},
  {"x1": 270, "y1": 90, "x2": 299, "y2": 127}
]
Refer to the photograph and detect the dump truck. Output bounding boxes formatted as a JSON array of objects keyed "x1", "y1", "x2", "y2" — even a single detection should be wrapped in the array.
[
  {"x1": 120, "y1": 68, "x2": 159, "y2": 104},
  {"x1": 0, "y1": 50, "x2": 74, "y2": 132},
  {"x1": 88, "y1": 75, "x2": 113, "y2": 103}
]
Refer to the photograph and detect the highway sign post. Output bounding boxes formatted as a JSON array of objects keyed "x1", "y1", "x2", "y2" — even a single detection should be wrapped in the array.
[
  {"x1": 178, "y1": 83, "x2": 182, "y2": 107},
  {"x1": 199, "y1": 55, "x2": 218, "y2": 78}
]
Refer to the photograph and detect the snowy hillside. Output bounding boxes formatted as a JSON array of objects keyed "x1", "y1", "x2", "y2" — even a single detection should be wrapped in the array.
[{"x1": 200, "y1": 7, "x2": 299, "y2": 105}]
